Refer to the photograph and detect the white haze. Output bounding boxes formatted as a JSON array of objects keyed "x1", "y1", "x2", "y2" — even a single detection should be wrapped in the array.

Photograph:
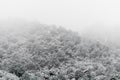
[{"x1": 0, "y1": 0, "x2": 120, "y2": 46}]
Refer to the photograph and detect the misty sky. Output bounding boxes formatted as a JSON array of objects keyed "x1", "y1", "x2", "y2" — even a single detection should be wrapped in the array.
[{"x1": 0, "y1": 0, "x2": 120, "y2": 44}]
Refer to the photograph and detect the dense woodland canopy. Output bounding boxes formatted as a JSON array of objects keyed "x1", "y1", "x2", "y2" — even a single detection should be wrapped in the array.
[{"x1": 0, "y1": 21, "x2": 119, "y2": 80}]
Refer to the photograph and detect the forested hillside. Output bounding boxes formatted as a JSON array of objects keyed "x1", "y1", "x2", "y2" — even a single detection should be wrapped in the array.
[{"x1": 0, "y1": 22, "x2": 119, "y2": 80}]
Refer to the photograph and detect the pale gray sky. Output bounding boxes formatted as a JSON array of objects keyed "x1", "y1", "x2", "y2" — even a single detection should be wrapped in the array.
[{"x1": 0, "y1": 0, "x2": 120, "y2": 44}]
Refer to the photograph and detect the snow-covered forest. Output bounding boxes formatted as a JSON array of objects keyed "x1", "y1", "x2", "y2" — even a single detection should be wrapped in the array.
[{"x1": 0, "y1": 21, "x2": 119, "y2": 80}]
